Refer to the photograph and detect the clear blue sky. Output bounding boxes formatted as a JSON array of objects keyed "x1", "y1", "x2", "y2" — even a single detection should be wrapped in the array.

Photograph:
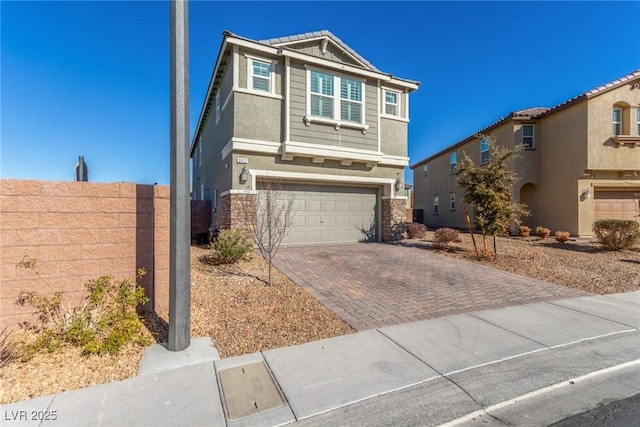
[{"x1": 2, "y1": 1, "x2": 639, "y2": 185}]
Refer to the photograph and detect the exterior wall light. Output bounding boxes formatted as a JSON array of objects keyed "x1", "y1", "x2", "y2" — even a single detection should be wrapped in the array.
[
  {"x1": 582, "y1": 188, "x2": 592, "y2": 199},
  {"x1": 239, "y1": 166, "x2": 249, "y2": 184},
  {"x1": 395, "y1": 178, "x2": 402, "y2": 192}
]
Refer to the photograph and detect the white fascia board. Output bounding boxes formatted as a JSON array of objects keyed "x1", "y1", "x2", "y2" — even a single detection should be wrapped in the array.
[
  {"x1": 280, "y1": 49, "x2": 418, "y2": 90},
  {"x1": 283, "y1": 140, "x2": 383, "y2": 163},
  {"x1": 227, "y1": 36, "x2": 280, "y2": 56},
  {"x1": 191, "y1": 39, "x2": 229, "y2": 154},
  {"x1": 232, "y1": 138, "x2": 281, "y2": 155},
  {"x1": 248, "y1": 169, "x2": 396, "y2": 196},
  {"x1": 380, "y1": 155, "x2": 410, "y2": 166}
]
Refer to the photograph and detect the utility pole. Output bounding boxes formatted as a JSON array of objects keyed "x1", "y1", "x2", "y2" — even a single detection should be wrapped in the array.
[{"x1": 169, "y1": 0, "x2": 190, "y2": 351}]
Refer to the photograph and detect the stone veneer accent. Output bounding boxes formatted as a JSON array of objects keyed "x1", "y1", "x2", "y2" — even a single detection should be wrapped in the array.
[
  {"x1": 382, "y1": 197, "x2": 407, "y2": 241},
  {"x1": 220, "y1": 192, "x2": 257, "y2": 230}
]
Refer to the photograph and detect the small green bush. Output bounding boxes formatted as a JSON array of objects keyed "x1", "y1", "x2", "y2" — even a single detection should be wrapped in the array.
[
  {"x1": 592, "y1": 219, "x2": 640, "y2": 251},
  {"x1": 406, "y1": 222, "x2": 427, "y2": 239},
  {"x1": 433, "y1": 228, "x2": 460, "y2": 248},
  {"x1": 555, "y1": 231, "x2": 570, "y2": 243},
  {"x1": 519, "y1": 225, "x2": 531, "y2": 238},
  {"x1": 535, "y1": 226, "x2": 551, "y2": 239},
  {"x1": 19, "y1": 271, "x2": 151, "y2": 357},
  {"x1": 211, "y1": 229, "x2": 253, "y2": 264}
]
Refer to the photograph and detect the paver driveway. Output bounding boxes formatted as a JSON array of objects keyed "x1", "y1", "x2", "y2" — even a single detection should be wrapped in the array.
[{"x1": 273, "y1": 243, "x2": 590, "y2": 331}]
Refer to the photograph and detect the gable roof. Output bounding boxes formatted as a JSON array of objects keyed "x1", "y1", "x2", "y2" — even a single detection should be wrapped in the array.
[
  {"x1": 259, "y1": 30, "x2": 380, "y2": 72},
  {"x1": 410, "y1": 69, "x2": 640, "y2": 169}
]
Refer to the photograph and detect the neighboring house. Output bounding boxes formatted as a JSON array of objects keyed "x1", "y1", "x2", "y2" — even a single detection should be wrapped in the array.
[
  {"x1": 191, "y1": 31, "x2": 419, "y2": 245},
  {"x1": 411, "y1": 70, "x2": 640, "y2": 237}
]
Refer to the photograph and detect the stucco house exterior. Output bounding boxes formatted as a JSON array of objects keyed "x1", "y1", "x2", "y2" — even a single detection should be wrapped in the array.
[
  {"x1": 191, "y1": 31, "x2": 419, "y2": 245},
  {"x1": 411, "y1": 70, "x2": 640, "y2": 237}
]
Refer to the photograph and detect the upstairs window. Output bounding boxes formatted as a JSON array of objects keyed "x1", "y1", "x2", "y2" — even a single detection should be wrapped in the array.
[
  {"x1": 308, "y1": 70, "x2": 364, "y2": 124},
  {"x1": 450, "y1": 193, "x2": 456, "y2": 211},
  {"x1": 310, "y1": 70, "x2": 334, "y2": 118},
  {"x1": 433, "y1": 195, "x2": 439, "y2": 215},
  {"x1": 423, "y1": 164, "x2": 428, "y2": 177},
  {"x1": 522, "y1": 125, "x2": 534, "y2": 148},
  {"x1": 384, "y1": 90, "x2": 399, "y2": 116},
  {"x1": 215, "y1": 91, "x2": 220, "y2": 124},
  {"x1": 613, "y1": 108, "x2": 622, "y2": 135},
  {"x1": 480, "y1": 138, "x2": 490, "y2": 164},
  {"x1": 340, "y1": 77, "x2": 362, "y2": 123},
  {"x1": 449, "y1": 152, "x2": 457, "y2": 174},
  {"x1": 251, "y1": 59, "x2": 271, "y2": 92}
]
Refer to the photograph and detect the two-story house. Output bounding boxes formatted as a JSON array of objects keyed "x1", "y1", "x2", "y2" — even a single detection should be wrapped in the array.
[
  {"x1": 411, "y1": 70, "x2": 640, "y2": 237},
  {"x1": 191, "y1": 31, "x2": 418, "y2": 245}
]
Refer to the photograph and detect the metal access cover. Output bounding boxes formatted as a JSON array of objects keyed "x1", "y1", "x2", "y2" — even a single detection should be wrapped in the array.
[{"x1": 218, "y1": 362, "x2": 285, "y2": 420}]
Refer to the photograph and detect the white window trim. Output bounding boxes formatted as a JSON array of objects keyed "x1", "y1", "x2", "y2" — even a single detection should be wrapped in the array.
[
  {"x1": 245, "y1": 53, "x2": 277, "y2": 95},
  {"x1": 522, "y1": 124, "x2": 535, "y2": 149},
  {"x1": 382, "y1": 87, "x2": 401, "y2": 118},
  {"x1": 215, "y1": 91, "x2": 220, "y2": 124},
  {"x1": 449, "y1": 152, "x2": 457, "y2": 174},
  {"x1": 613, "y1": 107, "x2": 622, "y2": 135},
  {"x1": 305, "y1": 67, "x2": 368, "y2": 132},
  {"x1": 637, "y1": 108, "x2": 640, "y2": 135},
  {"x1": 433, "y1": 195, "x2": 440, "y2": 215},
  {"x1": 198, "y1": 144, "x2": 202, "y2": 167},
  {"x1": 480, "y1": 137, "x2": 490, "y2": 164}
]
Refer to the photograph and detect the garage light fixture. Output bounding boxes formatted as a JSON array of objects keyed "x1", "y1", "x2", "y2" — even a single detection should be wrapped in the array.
[
  {"x1": 395, "y1": 178, "x2": 402, "y2": 192},
  {"x1": 582, "y1": 188, "x2": 592, "y2": 199},
  {"x1": 239, "y1": 167, "x2": 249, "y2": 184}
]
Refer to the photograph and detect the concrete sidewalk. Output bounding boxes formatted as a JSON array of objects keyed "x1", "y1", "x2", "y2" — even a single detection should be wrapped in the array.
[{"x1": 2, "y1": 292, "x2": 639, "y2": 427}]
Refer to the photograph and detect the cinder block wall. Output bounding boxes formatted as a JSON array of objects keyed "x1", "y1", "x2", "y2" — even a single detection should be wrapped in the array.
[{"x1": 0, "y1": 179, "x2": 170, "y2": 328}]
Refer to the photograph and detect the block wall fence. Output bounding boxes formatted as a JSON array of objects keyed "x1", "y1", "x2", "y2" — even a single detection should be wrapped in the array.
[{"x1": 0, "y1": 179, "x2": 170, "y2": 329}]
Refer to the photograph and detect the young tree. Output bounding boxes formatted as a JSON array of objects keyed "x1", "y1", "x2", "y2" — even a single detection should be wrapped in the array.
[
  {"x1": 241, "y1": 180, "x2": 295, "y2": 285},
  {"x1": 456, "y1": 136, "x2": 529, "y2": 258}
]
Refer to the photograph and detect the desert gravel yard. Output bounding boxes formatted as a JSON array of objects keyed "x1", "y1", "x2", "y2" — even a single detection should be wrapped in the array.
[
  {"x1": 2, "y1": 235, "x2": 638, "y2": 404},
  {"x1": 419, "y1": 231, "x2": 640, "y2": 295}
]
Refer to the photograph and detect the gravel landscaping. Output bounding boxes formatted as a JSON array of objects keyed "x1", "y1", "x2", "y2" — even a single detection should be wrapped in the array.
[{"x1": 2, "y1": 236, "x2": 638, "y2": 404}]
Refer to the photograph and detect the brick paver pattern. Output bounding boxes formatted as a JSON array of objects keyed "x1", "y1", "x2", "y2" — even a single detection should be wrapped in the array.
[{"x1": 273, "y1": 243, "x2": 590, "y2": 331}]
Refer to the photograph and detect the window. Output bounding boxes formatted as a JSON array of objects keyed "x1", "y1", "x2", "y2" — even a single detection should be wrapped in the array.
[
  {"x1": 450, "y1": 193, "x2": 456, "y2": 211},
  {"x1": 613, "y1": 108, "x2": 622, "y2": 135},
  {"x1": 198, "y1": 144, "x2": 202, "y2": 167},
  {"x1": 522, "y1": 125, "x2": 534, "y2": 148},
  {"x1": 449, "y1": 152, "x2": 457, "y2": 174},
  {"x1": 433, "y1": 195, "x2": 439, "y2": 215},
  {"x1": 480, "y1": 138, "x2": 490, "y2": 163},
  {"x1": 250, "y1": 59, "x2": 271, "y2": 92},
  {"x1": 384, "y1": 90, "x2": 399, "y2": 116},
  {"x1": 310, "y1": 70, "x2": 334, "y2": 118},
  {"x1": 340, "y1": 77, "x2": 362, "y2": 122},
  {"x1": 309, "y1": 70, "x2": 364, "y2": 124},
  {"x1": 423, "y1": 164, "x2": 428, "y2": 177},
  {"x1": 200, "y1": 183, "x2": 204, "y2": 201},
  {"x1": 213, "y1": 188, "x2": 217, "y2": 210},
  {"x1": 637, "y1": 109, "x2": 640, "y2": 135},
  {"x1": 215, "y1": 91, "x2": 220, "y2": 124}
]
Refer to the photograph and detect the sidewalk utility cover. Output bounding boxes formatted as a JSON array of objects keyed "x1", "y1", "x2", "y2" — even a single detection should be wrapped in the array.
[{"x1": 218, "y1": 362, "x2": 285, "y2": 420}]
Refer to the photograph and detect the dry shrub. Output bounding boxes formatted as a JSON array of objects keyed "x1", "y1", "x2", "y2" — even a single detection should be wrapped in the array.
[
  {"x1": 593, "y1": 219, "x2": 640, "y2": 251},
  {"x1": 555, "y1": 231, "x2": 570, "y2": 243},
  {"x1": 519, "y1": 225, "x2": 531, "y2": 238},
  {"x1": 536, "y1": 226, "x2": 551, "y2": 239},
  {"x1": 406, "y1": 223, "x2": 427, "y2": 239},
  {"x1": 1, "y1": 327, "x2": 23, "y2": 368},
  {"x1": 433, "y1": 228, "x2": 460, "y2": 248}
]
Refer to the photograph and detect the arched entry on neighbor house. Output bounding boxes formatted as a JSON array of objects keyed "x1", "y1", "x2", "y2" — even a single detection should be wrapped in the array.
[{"x1": 519, "y1": 183, "x2": 537, "y2": 228}]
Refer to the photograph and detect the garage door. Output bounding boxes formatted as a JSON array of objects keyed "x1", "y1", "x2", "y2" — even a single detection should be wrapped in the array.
[
  {"x1": 257, "y1": 182, "x2": 378, "y2": 245},
  {"x1": 594, "y1": 190, "x2": 640, "y2": 223}
]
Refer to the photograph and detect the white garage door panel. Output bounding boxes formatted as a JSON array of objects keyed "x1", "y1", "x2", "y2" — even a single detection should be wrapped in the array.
[
  {"x1": 594, "y1": 190, "x2": 640, "y2": 223},
  {"x1": 258, "y1": 182, "x2": 378, "y2": 245}
]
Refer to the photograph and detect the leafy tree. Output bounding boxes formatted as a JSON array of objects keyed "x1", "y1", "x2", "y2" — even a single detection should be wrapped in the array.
[{"x1": 456, "y1": 136, "x2": 529, "y2": 257}]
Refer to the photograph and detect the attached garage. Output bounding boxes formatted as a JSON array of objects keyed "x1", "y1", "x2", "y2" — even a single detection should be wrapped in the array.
[
  {"x1": 594, "y1": 190, "x2": 640, "y2": 223},
  {"x1": 257, "y1": 182, "x2": 379, "y2": 245}
]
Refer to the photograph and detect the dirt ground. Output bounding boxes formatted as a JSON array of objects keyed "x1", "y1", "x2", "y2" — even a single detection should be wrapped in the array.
[{"x1": 2, "y1": 236, "x2": 638, "y2": 404}]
